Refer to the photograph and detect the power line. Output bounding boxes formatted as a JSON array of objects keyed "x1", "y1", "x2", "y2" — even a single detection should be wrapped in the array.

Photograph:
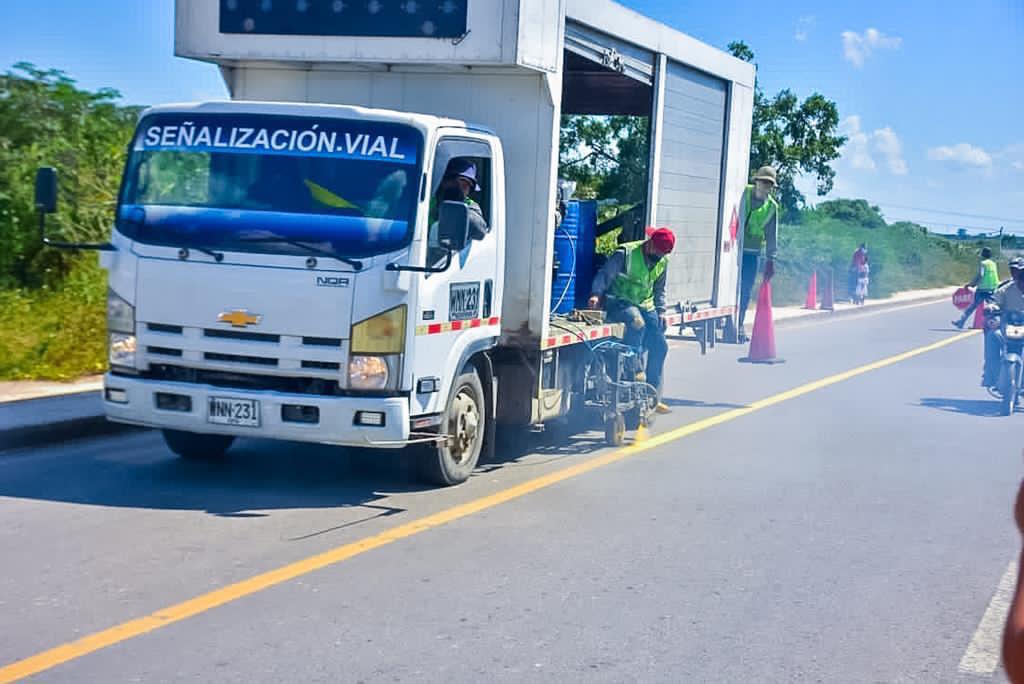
[
  {"x1": 888, "y1": 217, "x2": 1007, "y2": 233},
  {"x1": 876, "y1": 203, "x2": 1024, "y2": 225}
]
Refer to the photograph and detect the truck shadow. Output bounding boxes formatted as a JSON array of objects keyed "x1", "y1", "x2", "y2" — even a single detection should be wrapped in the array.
[
  {"x1": 480, "y1": 424, "x2": 607, "y2": 471},
  {"x1": 0, "y1": 431, "x2": 427, "y2": 517},
  {"x1": 919, "y1": 397, "x2": 1005, "y2": 418}
]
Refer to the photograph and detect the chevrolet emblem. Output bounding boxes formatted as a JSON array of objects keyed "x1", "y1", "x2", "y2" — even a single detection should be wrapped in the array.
[{"x1": 217, "y1": 310, "x2": 262, "y2": 328}]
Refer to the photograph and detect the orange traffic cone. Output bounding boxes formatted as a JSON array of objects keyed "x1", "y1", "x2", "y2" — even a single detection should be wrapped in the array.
[
  {"x1": 821, "y1": 269, "x2": 835, "y2": 311},
  {"x1": 803, "y1": 272, "x2": 818, "y2": 310},
  {"x1": 972, "y1": 302, "x2": 986, "y2": 329},
  {"x1": 739, "y1": 280, "x2": 785, "y2": 364}
]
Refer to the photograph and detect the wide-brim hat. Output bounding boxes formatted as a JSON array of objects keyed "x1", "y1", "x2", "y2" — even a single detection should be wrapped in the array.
[{"x1": 752, "y1": 165, "x2": 777, "y2": 186}]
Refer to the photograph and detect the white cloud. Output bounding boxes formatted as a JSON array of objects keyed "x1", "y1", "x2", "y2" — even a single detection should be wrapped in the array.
[
  {"x1": 795, "y1": 16, "x2": 815, "y2": 42},
  {"x1": 840, "y1": 116, "x2": 876, "y2": 171},
  {"x1": 927, "y1": 143, "x2": 993, "y2": 169},
  {"x1": 841, "y1": 28, "x2": 902, "y2": 67},
  {"x1": 999, "y1": 144, "x2": 1024, "y2": 171},
  {"x1": 839, "y1": 116, "x2": 907, "y2": 175},
  {"x1": 873, "y1": 127, "x2": 908, "y2": 175}
]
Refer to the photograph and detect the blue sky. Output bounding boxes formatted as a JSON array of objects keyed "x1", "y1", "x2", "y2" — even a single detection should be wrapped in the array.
[{"x1": 1, "y1": 0, "x2": 1021, "y2": 233}]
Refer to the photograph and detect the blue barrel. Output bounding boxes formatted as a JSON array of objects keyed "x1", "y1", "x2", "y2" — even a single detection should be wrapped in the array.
[
  {"x1": 573, "y1": 200, "x2": 597, "y2": 307},
  {"x1": 550, "y1": 200, "x2": 597, "y2": 315}
]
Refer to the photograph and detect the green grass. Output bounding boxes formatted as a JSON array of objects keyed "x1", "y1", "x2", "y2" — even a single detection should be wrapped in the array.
[
  {"x1": 0, "y1": 260, "x2": 108, "y2": 380},
  {"x1": 769, "y1": 218, "x2": 994, "y2": 306}
]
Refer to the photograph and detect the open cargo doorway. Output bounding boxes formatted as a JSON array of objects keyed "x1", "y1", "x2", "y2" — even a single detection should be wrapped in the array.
[{"x1": 552, "y1": 22, "x2": 655, "y2": 317}]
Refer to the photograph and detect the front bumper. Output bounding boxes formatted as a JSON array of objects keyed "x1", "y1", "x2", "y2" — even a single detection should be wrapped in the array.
[{"x1": 103, "y1": 373, "x2": 410, "y2": 448}]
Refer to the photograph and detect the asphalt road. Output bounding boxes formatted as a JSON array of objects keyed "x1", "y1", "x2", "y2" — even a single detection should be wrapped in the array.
[{"x1": 1, "y1": 300, "x2": 1021, "y2": 682}]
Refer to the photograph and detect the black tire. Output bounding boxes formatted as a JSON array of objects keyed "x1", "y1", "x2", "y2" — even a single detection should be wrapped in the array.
[
  {"x1": 420, "y1": 369, "x2": 486, "y2": 486},
  {"x1": 604, "y1": 414, "x2": 625, "y2": 447},
  {"x1": 162, "y1": 429, "x2": 235, "y2": 460}
]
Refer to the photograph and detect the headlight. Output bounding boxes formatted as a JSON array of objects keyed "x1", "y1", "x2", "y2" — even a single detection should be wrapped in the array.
[
  {"x1": 109, "y1": 333, "x2": 137, "y2": 369},
  {"x1": 107, "y1": 289, "x2": 135, "y2": 334},
  {"x1": 348, "y1": 355, "x2": 391, "y2": 391}
]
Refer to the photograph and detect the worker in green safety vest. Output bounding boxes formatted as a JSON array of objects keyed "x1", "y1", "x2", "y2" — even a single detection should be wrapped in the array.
[
  {"x1": 588, "y1": 227, "x2": 676, "y2": 414},
  {"x1": 737, "y1": 165, "x2": 781, "y2": 342},
  {"x1": 427, "y1": 158, "x2": 489, "y2": 265},
  {"x1": 954, "y1": 246, "x2": 1001, "y2": 329}
]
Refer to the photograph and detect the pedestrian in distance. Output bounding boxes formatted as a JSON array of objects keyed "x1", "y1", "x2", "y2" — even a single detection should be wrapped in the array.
[
  {"x1": 854, "y1": 262, "x2": 870, "y2": 305},
  {"x1": 737, "y1": 165, "x2": 780, "y2": 342},
  {"x1": 850, "y1": 243, "x2": 868, "y2": 301},
  {"x1": 954, "y1": 246, "x2": 1000, "y2": 329}
]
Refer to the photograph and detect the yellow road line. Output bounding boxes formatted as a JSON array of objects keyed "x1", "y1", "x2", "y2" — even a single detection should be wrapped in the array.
[{"x1": 0, "y1": 330, "x2": 979, "y2": 683}]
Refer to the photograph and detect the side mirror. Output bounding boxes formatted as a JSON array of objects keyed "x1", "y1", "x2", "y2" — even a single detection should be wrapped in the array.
[
  {"x1": 35, "y1": 167, "x2": 58, "y2": 214},
  {"x1": 437, "y1": 200, "x2": 470, "y2": 252}
]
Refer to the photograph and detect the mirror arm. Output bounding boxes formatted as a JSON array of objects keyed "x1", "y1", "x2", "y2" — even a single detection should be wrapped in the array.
[
  {"x1": 39, "y1": 211, "x2": 115, "y2": 252},
  {"x1": 386, "y1": 249, "x2": 454, "y2": 274}
]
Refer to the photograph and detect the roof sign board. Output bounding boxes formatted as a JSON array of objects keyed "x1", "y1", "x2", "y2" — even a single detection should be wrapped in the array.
[{"x1": 219, "y1": 0, "x2": 469, "y2": 38}]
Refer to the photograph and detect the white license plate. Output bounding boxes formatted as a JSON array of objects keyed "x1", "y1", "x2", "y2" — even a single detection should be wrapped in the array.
[{"x1": 207, "y1": 397, "x2": 261, "y2": 427}]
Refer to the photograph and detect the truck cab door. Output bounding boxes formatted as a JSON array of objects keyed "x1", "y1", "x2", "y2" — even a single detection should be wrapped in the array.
[{"x1": 412, "y1": 136, "x2": 501, "y2": 416}]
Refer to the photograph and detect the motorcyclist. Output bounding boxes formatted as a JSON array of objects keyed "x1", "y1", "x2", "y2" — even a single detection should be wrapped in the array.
[{"x1": 982, "y1": 256, "x2": 1024, "y2": 388}]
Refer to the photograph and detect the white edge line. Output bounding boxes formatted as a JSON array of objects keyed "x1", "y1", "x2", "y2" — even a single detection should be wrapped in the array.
[{"x1": 959, "y1": 561, "x2": 1018, "y2": 675}]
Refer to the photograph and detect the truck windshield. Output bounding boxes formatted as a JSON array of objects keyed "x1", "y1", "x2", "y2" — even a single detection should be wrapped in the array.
[{"x1": 117, "y1": 112, "x2": 423, "y2": 259}]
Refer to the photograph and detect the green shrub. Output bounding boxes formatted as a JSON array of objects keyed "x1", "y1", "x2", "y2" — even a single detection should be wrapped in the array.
[
  {"x1": 769, "y1": 213, "x2": 992, "y2": 305},
  {"x1": 0, "y1": 63, "x2": 140, "y2": 289},
  {"x1": 0, "y1": 258, "x2": 107, "y2": 380}
]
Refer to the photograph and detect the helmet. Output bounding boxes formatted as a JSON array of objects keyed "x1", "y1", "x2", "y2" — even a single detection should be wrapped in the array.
[{"x1": 1009, "y1": 256, "x2": 1024, "y2": 272}]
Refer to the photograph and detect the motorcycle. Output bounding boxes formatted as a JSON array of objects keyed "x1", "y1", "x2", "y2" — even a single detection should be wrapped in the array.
[{"x1": 986, "y1": 306, "x2": 1024, "y2": 415}]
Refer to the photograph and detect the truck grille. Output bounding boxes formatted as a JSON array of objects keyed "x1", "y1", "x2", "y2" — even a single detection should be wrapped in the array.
[
  {"x1": 139, "y1": 321, "x2": 347, "y2": 386},
  {"x1": 143, "y1": 364, "x2": 346, "y2": 397}
]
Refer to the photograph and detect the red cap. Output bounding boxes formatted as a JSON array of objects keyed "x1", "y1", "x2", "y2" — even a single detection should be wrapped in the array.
[{"x1": 646, "y1": 226, "x2": 676, "y2": 254}]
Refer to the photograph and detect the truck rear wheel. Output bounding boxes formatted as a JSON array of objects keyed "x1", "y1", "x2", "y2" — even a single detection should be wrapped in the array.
[
  {"x1": 162, "y1": 429, "x2": 235, "y2": 460},
  {"x1": 420, "y1": 369, "x2": 485, "y2": 486}
]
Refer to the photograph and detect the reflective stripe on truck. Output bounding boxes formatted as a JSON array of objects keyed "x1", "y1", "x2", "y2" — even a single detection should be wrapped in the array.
[
  {"x1": 415, "y1": 317, "x2": 501, "y2": 336},
  {"x1": 664, "y1": 305, "x2": 737, "y2": 327}
]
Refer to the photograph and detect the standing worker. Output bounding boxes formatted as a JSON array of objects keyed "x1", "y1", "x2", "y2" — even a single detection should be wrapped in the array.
[
  {"x1": 737, "y1": 166, "x2": 780, "y2": 342},
  {"x1": 953, "y1": 246, "x2": 1000, "y2": 329},
  {"x1": 850, "y1": 243, "x2": 869, "y2": 301},
  {"x1": 588, "y1": 227, "x2": 676, "y2": 415}
]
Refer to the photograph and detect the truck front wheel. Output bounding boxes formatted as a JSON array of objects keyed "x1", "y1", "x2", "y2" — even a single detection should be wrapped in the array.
[
  {"x1": 420, "y1": 369, "x2": 485, "y2": 486},
  {"x1": 162, "y1": 429, "x2": 235, "y2": 460}
]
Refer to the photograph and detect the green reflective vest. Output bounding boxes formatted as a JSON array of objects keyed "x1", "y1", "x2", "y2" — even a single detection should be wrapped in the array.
[
  {"x1": 980, "y1": 258, "x2": 999, "y2": 291},
  {"x1": 608, "y1": 241, "x2": 668, "y2": 311},
  {"x1": 744, "y1": 184, "x2": 778, "y2": 253},
  {"x1": 428, "y1": 195, "x2": 481, "y2": 224}
]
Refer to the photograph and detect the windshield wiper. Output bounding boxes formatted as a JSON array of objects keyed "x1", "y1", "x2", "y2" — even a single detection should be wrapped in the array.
[
  {"x1": 190, "y1": 246, "x2": 225, "y2": 262},
  {"x1": 238, "y1": 237, "x2": 363, "y2": 271}
]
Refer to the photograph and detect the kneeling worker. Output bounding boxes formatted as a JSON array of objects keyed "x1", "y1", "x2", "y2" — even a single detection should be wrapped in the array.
[{"x1": 588, "y1": 227, "x2": 676, "y2": 415}]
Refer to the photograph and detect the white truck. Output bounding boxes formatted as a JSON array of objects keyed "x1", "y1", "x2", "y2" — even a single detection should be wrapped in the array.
[{"x1": 35, "y1": 0, "x2": 754, "y2": 484}]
